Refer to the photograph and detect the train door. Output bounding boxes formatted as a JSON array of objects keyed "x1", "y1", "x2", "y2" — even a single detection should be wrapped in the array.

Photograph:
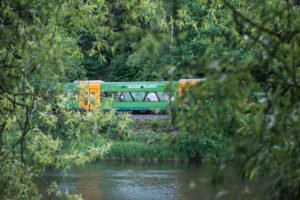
[
  {"x1": 78, "y1": 81, "x2": 101, "y2": 111},
  {"x1": 88, "y1": 87, "x2": 100, "y2": 110}
]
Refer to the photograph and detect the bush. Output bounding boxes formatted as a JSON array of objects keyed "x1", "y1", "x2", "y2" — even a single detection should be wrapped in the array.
[{"x1": 170, "y1": 132, "x2": 225, "y2": 161}]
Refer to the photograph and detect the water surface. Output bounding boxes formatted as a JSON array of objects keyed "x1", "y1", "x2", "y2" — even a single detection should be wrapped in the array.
[{"x1": 41, "y1": 162, "x2": 263, "y2": 200}]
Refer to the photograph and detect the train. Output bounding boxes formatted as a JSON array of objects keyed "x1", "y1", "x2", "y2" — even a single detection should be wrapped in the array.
[{"x1": 61, "y1": 79, "x2": 204, "y2": 111}]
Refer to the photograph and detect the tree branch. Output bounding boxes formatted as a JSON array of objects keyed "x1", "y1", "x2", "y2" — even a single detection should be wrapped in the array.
[
  {"x1": 223, "y1": 0, "x2": 291, "y2": 42},
  {"x1": 0, "y1": 122, "x2": 6, "y2": 153}
]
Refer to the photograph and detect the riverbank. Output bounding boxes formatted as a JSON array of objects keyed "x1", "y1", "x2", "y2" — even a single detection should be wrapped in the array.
[
  {"x1": 102, "y1": 118, "x2": 222, "y2": 162},
  {"x1": 103, "y1": 119, "x2": 189, "y2": 161}
]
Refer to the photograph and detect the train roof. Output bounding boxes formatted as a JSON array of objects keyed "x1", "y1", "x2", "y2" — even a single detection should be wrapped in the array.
[
  {"x1": 74, "y1": 80, "x2": 104, "y2": 83},
  {"x1": 179, "y1": 78, "x2": 206, "y2": 82}
]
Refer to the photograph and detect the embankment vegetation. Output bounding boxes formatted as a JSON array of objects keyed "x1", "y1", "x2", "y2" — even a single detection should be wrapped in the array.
[{"x1": 103, "y1": 118, "x2": 224, "y2": 161}]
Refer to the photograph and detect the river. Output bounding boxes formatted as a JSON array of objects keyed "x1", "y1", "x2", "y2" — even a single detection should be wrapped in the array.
[{"x1": 40, "y1": 161, "x2": 263, "y2": 200}]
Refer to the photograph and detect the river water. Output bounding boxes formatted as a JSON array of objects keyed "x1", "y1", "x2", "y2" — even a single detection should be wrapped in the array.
[{"x1": 41, "y1": 161, "x2": 263, "y2": 200}]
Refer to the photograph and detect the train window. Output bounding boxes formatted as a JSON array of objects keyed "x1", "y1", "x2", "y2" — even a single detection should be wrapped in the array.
[
  {"x1": 102, "y1": 92, "x2": 172, "y2": 102},
  {"x1": 102, "y1": 92, "x2": 115, "y2": 101},
  {"x1": 156, "y1": 92, "x2": 170, "y2": 101},
  {"x1": 90, "y1": 91, "x2": 97, "y2": 105},
  {"x1": 120, "y1": 92, "x2": 133, "y2": 101},
  {"x1": 145, "y1": 93, "x2": 158, "y2": 101},
  {"x1": 83, "y1": 92, "x2": 88, "y2": 105},
  {"x1": 131, "y1": 92, "x2": 146, "y2": 101},
  {"x1": 90, "y1": 92, "x2": 96, "y2": 98}
]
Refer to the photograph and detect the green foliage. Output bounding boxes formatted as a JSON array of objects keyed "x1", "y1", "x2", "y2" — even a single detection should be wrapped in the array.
[
  {"x1": 110, "y1": 54, "x2": 142, "y2": 81},
  {"x1": 104, "y1": 120, "x2": 190, "y2": 160},
  {"x1": 2, "y1": 0, "x2": 300, "y2": 199},
  {"x1": 0, "y1": 0, "x2": 169, "y2": 199},
  {"x1": 27, "y1": 107, "x2": 117, "y2": 168},
  {"x1": 104, "y1": 113, "x2": 133, "y2": 140},
  {"x1": 170, "y1": 132, "x2": 225, "y2": 161},
  {"x1": 104, "y1": 141, "x2": 187, "y2": 160},
  {"x1": 169, "y1": 0, "x2": 300, "y2": 199},
  {"x1": 0, "y1": 160, "x2": 40, "y2": 200},
  {"x1": 131, "y1": 129, "x2": 164, "y2": 144}
]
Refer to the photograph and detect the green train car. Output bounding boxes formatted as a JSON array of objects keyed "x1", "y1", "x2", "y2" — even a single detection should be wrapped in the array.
[{"x1": 62, "y1": 79, "x2": 203, "y2": 111}]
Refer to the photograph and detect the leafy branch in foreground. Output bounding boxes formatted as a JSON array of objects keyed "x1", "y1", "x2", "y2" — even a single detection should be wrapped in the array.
[
  {"x1": 172, "y1": 0, "x2": 300, "y2": 199},
  {"x1": 0, "y1": 0, "x2": 166, "y2": 199}
]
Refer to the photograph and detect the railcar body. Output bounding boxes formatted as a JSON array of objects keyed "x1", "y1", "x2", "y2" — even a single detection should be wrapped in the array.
[{"x1": 62, "y1": 79, "x2": 204, "y2": 111}]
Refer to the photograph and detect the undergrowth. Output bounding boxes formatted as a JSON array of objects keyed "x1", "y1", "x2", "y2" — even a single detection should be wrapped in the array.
[
  {"x1": 103, "y1": 118, "x2": 224, "y2": 161},
  {"x1": 104, "y1": 141, "x2": 188, "y2": 160}
]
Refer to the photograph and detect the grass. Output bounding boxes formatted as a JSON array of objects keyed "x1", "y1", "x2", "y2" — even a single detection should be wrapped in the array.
[
  {"x1": 102, "y1": 118, "x2": 223, "y2": 161},
  {"x1": 103, "y1": 119, "x2": 189, "y2": 161},
  {"x1": 104, "y1": 141, "x2": 188, "y2": 161}
]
